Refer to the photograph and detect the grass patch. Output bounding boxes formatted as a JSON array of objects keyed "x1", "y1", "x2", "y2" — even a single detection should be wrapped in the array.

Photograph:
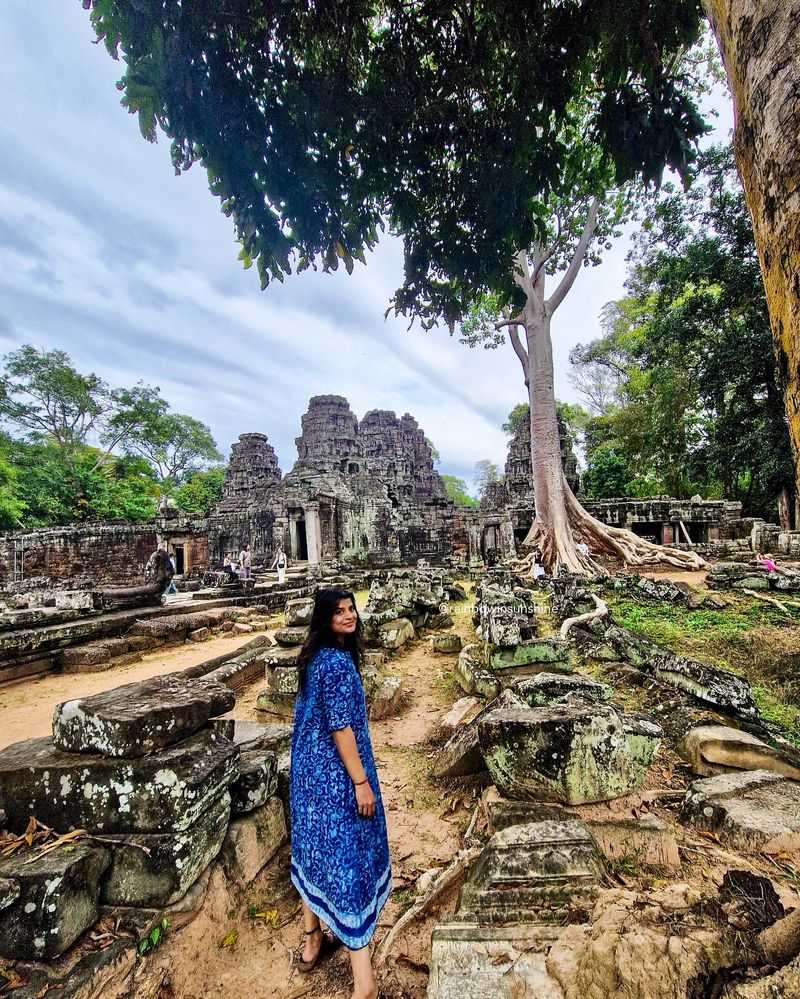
[{"x1": 606, "y1": 592, "x2": 800, "y2": 744}]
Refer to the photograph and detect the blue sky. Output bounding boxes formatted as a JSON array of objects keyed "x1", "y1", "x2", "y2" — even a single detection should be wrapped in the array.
[{"x1": 0, "y1": 4, "x2": 733, "y2": 490}]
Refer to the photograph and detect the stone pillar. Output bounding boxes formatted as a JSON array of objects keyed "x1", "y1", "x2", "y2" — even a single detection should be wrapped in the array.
[{"x1": 305, "y1": 503, "x2": 322, "y2": 564}]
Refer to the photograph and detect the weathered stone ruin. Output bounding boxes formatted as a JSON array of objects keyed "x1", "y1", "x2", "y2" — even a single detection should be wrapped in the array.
[
  {"x1": 0, "y1": 673, "x2": 288, "y2": 979},
  {"x1": 208, "y1": 395, "x2": 453, "y2": 567}
]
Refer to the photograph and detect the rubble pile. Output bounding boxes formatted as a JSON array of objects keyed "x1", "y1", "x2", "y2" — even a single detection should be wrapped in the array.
[{"x1": 0, "y1": 675, "x2": 288, "y2": 965}]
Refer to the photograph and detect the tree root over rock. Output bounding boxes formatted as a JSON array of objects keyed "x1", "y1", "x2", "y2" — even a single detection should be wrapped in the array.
[
  {"x1": 373, "y1": 846, "x2": 481, "y2": 968},
  {"x1": 515, "y1": 477, "x2": 708, "y2": 576}
]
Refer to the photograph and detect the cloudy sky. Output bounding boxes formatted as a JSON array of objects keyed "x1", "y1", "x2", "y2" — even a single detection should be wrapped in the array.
[{"x1": 0, "y1": 4, "x2": 733, "y2": 490}]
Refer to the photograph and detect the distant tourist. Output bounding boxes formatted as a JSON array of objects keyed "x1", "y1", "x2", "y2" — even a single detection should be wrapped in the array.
[
  {"x1": 290, "y1": 588, "x2": 391, "y2": 996},
  {"x1": 271, "y1": 545, "x2": 288, "y2": 584},
  {"x1": 531, "y1": 548, "x2": 546, "y2": 580},
  {"x1": 757, "y1": 552, "x2": 778, "y2": 573},
  {"x1": 222, "y1": 552, "x2": 238, "y2": 582},
  {"x1": 239, "y1": 543, "x2": 252, "y2": 579},
  {"x1": 576, "y1": 541, "x2": 590, "y2": 558}
]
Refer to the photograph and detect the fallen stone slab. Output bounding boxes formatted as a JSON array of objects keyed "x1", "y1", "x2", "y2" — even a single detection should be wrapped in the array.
[
  {"x1": 368, "y1": 675, "x2": 403, "y2": 720},
  {"x1": 233, "y1": 622, "x2": 254, "y2": 634},
  {"x1": 432, "y1": 634, "x2": 462, "y2": 654},
  {"x1": 489, "y1": 638, "x2": 570, "y2": 673},
  {"x1": 230, "y1": 745, "x2": 278, "y2": 814},
  {"x1": 678, "y1": 724, "x2": 800, "y2": 780},
  {"x1": 189, "y1": 627, "x2": 210, "y2": 642},
  {"x1": 436, "y1": 697, "x2": 483, "y2": 740},
  {"x1": 455, "y1": 644, "x2": 501, "y2": 699},
  {"x1": 586, "y1": 813, "x2": 680, "y2": 871},
  {"x1": 127, "y1": 608, "x2": 232, "y2": 642},
  {"x1": 0, "y1": 843, "x2": 110, "y2": 960},
  {"x1": 432, "y1": 690, "x2": 525, "y2": 779},
  {"x1": 220, "y1": 796, "x2": 287, "y2": 884},
  {"x1": 0, "y1": 729, "x2": 239, "y2": 834},
  {"x1": 52, "y1": 674, "x2": 235, "y2": 757},
  {"x1": 514, "y1": 672, "x2": 612, "y2": 707},
  {"x1": 427, "y1": 921, "x2": 563, "y2": 999},
  {"x1": 377, "y1": 616, "x2": 415, "y2": 649},
  {"x1": 100, "y1": 792, "x2": 230, "y2": 907},
  {"x1": 264, "y1": 645, "x2": 301, "y2": 669},
  {"x1": 458, "y1": 819, "x2": 604, "y2": 925},
  {"x1": 228, "y1": 719, "x2": 293, "y2": 754},
  {"x1": 680, "y1": 770, "x2": 800, "y2": 854},
  {"x1": 479, "y1": 704, "x2": 662, "y2": 804},
  {"x1": 274, "y1": 625, "x2": 308, "y2": 647},
  {"x1": 285, "y1": 597, "x2": 314, "y2": 626}
]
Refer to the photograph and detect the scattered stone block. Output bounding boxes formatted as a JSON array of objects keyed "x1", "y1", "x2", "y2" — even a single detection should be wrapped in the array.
[
  {"x1": 436, "y1": 697, "x2": 482, "y2": 740},
  {"x1": 481, "y1": 786, "x2": 565, "y2": 834},
  {"x1": 52, "y1": 675, "x2": 235, "y2": 758},
  {"x1": 678, "y1": 724, "x2": 800, "y2": 780},
  {"x1": 0, "y1": 729, "x2": 239, "y2": 834},
  {"x1": 274, "y1": 626, "x2": 308, "y2": 647},
  {"x1": 233, "y1": 622, "x2": 254, "y2": 634},
  {"x1": 264, "y1": 645, "x2": 301, "y2": 669},
  {"x1": 54, "y1": 590, "x2": 97, "y2": 611},
  {"x1": 285, "y1": 597, "x2": 314, "y2": 627},
  {"x1": 479, "y1": 704, "x2": 662, "y2": 804},
  {"x1": 432, "y1": 634, "x2": 462, "y2": 654},
  {"x1": 732, "y1": 576, "x2": 770, "y2": 591},
  {"x1": 100, "y1": 793, "x2": 230, "y2": 907},
  {"x1": 432, "y1": 724, "x2": 486, "y2": 779},
  {"x1": 189, "y1": 627, "x2": 210, "y2": 642},
  {"x1": 428, "y1": 922, "x2": 563, "y2": 999},
  {"x1": 428, "y1": 612, "x2": 455, "y2": 629},
  {"x1": 230, "y1": 746, "x2": 278, "y2": 814},
  {"x1": 587, "y1": 813, "x2": 680, "y2": 871},
  {"x1": 680, "y1": 770, "x2": 800, "y2": 854},
  {"x1": 255, "y1": 689, "x2": 295, "y2": 720},
  {"x1": 0, "y1": 843, "x2": 110, "y2": 960},
  {"x1": 514, "y1": 672, "x2": 612, "y2": 707},
  {"x1": 221, "y1": 620, "x2": 234, "y2": 632},
  {"x1": 378, "y1": 616, "x2": 415, "y2": 649},
  {"x1": 455, "y1": 644, "x2": 501, "y2": 699},
  {"x1": 363, "y1": 650, "x2": 387, "y2": 667},
  {"x1": 458, "y1": 820, "x2": 604, "y2": 924},
  {"x1": 369, "y1": 675, "x2": 403, "y2": 720},
  {"x1": 220, "y1": 796, "x2": 287, "y2": 884},
  {"x1": 489, "y1": 638, "x2": 569, "y2": 672}
]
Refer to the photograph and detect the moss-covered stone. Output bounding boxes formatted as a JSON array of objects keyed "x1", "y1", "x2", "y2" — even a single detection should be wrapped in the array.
[{"x1": 478, "y1": 704, "x2": 662, "y2": 805}]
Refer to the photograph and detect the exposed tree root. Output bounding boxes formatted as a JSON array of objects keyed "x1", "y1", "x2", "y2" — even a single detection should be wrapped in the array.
[
  {"x1": 742, "y1": 588, "x2": 793, "y2": 616},
  {"x1": 560, "y1": 593, "x2": 608, "y2": 638},
  {"x1": 759, "y1": 906, "x2": 800, "y2": 967},
  {"x1": 373, "y1": 846, "x2": 481, "y2": 968},
  {"x1": 519, "y1": 477, "x2": 708, "y2": 576}
]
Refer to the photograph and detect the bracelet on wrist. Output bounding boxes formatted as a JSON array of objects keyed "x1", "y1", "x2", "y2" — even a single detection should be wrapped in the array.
[{"x1": 353, "y1": 777, "x2": 368, "y2": 786}]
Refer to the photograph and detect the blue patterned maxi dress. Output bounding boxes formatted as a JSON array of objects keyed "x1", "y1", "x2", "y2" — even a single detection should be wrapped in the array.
[{"x1": 290, "y1": 646, "x2": 393, "y2": 950}]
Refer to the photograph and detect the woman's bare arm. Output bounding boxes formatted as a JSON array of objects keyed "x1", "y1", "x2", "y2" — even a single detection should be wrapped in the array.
[
  {"x1": 332, "y1": 726, "x2": 376, "y2": 817},
  {"x1": 331, "y1": 726, "x2": 367, "y2": 784}
]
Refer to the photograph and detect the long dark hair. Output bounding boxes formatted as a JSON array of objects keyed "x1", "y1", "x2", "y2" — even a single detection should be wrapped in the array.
[{"x1": 297, "y1": 587, "x2": 362, "y2": 683}]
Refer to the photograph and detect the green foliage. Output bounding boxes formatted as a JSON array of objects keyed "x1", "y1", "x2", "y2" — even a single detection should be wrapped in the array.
[
  {"x1": 173, "y1": 466, "x2": 225, "y2": 515},
  {"x1": 83, "y1": 1, "x2": 709, "y2": 327},
  {"x1": 9, "y1": 439, "x2": 159, "y2": 526},
  {"x1": 581, "y1": 447, "x2": 631, "y2": 499},
  {"x1": 474, "y1": 459, "x2": 503, "y2": 502},
  {"x1": 502, "y1": 404, "x2": 529, "y2": 437},
  {"x1": 119, "y1": 410, "x2": 221, "y2": 492},
  {"x1": 138, "y1": 918, "x2": 170, "y2": 956},
  {"x1": 441, "y1": 474, "x2": 478, "y2": 508},
  {"x1": 571, "y1": 146, "x2": 793, "y2": 516}
]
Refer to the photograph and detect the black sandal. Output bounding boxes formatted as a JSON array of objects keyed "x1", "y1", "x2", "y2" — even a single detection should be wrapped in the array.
[{"x1": 296, "y1": 926, "x2": 327, "y2": 973}]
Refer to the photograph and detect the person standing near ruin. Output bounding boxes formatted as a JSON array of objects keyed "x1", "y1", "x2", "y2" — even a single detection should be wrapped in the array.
[
  {"x1": 239, "y1": 543, "x2": 251, "y2": 579},
  {"x1": 271, "y1": 544, "x2": 288, "y2": 584},
  {"x1": 289, "y1": 588, "x2": 391, "y2": 999}
]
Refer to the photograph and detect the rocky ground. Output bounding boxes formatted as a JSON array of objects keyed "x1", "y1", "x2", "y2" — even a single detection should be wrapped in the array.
[{"x1": 2, "y1": 570, "x2": 799, "y2": 998}]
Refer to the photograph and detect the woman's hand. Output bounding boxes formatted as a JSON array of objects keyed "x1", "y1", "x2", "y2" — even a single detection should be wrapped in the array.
[{"x1": 354, "y1": 779, "x2": 376, "y2": 818}]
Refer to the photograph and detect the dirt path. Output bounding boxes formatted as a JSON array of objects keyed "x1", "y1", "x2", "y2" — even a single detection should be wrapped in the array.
[{"x1": 0, "y1": 629, "x2": 274, "y2": 750}]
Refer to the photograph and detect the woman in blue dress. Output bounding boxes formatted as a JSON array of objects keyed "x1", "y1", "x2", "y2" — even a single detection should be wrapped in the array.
[{"x1": 290, "y1": 587, "x2": 392, "y2": 999}]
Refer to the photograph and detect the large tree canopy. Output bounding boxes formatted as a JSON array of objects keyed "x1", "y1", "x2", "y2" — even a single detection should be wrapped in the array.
[{"x1": 85, "y1": 0, "x2": 708, "y2": 325}]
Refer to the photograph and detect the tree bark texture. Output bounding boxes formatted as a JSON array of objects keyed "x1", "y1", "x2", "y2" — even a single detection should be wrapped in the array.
[
  {"x1": 511, "y1": 235, "x2": 705, "y2": 575},
  {"x1": 704, "y1": 0, "x2": 800, "y2": 499}
]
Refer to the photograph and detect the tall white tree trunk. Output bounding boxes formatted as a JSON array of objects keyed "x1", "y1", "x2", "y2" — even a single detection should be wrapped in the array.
[
  {"x1": 510, "y1": 209, "x2": 706, "y2": 575},
  {"x1": 704, "y1": 0, "x2": 800, "y2": 501}
]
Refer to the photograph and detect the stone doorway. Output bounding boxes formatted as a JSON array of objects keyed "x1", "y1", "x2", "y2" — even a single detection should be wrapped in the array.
[
  {"x1": 173, "y1": 544, "x2": 185, "y2": 574},
  {"x1": 288, "y1": 511, "x2": 309, "y2": 560}
]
